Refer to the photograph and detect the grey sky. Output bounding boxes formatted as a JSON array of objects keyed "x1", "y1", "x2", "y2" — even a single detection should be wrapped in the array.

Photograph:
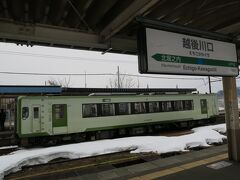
[{"x1": 0, "y1": 42, "x2": 233, "y2": 93}]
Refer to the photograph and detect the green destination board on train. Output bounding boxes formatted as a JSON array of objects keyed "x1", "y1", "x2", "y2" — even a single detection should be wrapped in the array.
[{"x1": 138, "y1": 28, "x2": 238, "y2": 76}]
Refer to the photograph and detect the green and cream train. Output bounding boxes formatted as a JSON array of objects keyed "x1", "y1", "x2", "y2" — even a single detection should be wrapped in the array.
[{"x1": 17, "y1": 93, "x2": 218, "y2": 145}]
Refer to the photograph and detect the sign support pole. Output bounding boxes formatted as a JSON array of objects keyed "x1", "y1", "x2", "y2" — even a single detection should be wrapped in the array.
[
  {"x1": 223, "y1": 77, "x2": 240, "y2": 161},
  {"x1": 208, "y1": 76, "x2": 212, "y2": 94}
]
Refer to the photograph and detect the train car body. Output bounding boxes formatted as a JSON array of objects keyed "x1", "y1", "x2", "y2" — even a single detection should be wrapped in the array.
[{"x1": 16, "y1": 93, "x2": 218, "y2": 142}]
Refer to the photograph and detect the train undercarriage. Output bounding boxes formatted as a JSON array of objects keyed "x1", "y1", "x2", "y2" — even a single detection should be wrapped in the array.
[{"x1": 20, "y1": 117, "x2": 218, "y2": 147}]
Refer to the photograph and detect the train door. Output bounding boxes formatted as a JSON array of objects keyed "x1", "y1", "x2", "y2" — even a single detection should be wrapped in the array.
[
  {"x1": 200, "y1": 99, "x2": 208, "y2": 117},
  {"x1": 52, "y1": 104, "x2": 68, "y2": 133},
  {"x1": 32, "y1": 105, "x2": 41, "y2": 133}
]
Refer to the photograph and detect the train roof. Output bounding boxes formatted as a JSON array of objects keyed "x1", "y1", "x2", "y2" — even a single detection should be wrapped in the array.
[
  {"x1": 0, "y1": 86, "x2": 196, "y2": 96},
  {"x1": 62, "y1": 88, "x2": 197, "y2": 96},
  {"x1": 0, "y1": 85, "x2": 61, "y2": 95}
]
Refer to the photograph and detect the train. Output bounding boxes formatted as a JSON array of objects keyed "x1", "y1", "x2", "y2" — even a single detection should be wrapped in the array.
[{"x1": 16, "y1": 91, "x2": 218, "y2": 146}]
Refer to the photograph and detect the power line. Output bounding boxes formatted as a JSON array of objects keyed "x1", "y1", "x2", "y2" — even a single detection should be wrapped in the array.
[
  {"x1": 196, "y1": 76, "x2": 240, "y2": 90},
  {"x1": 0, "y1": 71, "x2": 207, "y2": 81},
  {"x1": 0, "y1": 50, "x2": 135, "y2": 63},
  {"x1": 122, "y1": 74, "x2": 205, "y2": 80},
  {"x1": 0, "y1": 71, "x2": 115, "y2": 76},
  {"x1": 210, "y1": 76, "x2": 240, "y2": 83}
]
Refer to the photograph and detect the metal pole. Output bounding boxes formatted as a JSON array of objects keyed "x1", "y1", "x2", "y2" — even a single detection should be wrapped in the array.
[
  {"x1": 137, "y1": 77, "x2": 139, "y2": 88},
  {"x1": 117, "y1": 66, "x2": 120, "y2": 89},
  {"x1": 208, "y1": 76, "x2": 212, "y2": 93},
  {"x1": 84, "y1": 71, "x2": 87, "y2": 88},
  {"x1": 222, "y1": 76, "x2": 240, "y2": 161}
]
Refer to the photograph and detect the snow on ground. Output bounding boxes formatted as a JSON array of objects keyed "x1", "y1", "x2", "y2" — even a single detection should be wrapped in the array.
[
  {"x1": 0, "y1": 123, "x2": 226, "y2": 179},
  {"x1": 0, "y1": 145, "x2": 18, "y2": 150},
  {"x1": 218, "y1": 107, "x2": 224, "y2": 111}
]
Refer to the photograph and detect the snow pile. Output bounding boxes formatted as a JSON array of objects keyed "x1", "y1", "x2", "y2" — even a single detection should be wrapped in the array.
[
  {"x1": 218, "y1": 107, "x2": 224, "y2": 111},
  {"x1": 0, "y1": 145, "x2": 18, "y2": 150},
  {"x1": 0, "y1": 124, "x2": 226, "y2": 179}
]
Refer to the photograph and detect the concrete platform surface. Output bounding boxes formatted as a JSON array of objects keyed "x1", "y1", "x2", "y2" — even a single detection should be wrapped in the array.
[
  {"x1": 64, "y1": 144, "x2": 232, "y2": 180},
  {"x1": 154, "y1": 160, "x2": 240, "y2": 180}
]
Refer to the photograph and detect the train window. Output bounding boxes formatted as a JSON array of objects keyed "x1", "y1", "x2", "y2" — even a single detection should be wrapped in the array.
[
  {"x1": 33, "y1": 107, "x2": 39, "y2": 119},
  {"x1": 159, "y1": 102, "x2": 163, "y2": 112},
  {"x1": 53, "y1": 104, "x2": 66, "y2": 119},
  {"x1": 183, "y1": 100, "x2": 194, "y2": 110},
  {"x1": 161, "y1": 101, "x2": 173, "y2": 112},
  {"x1": 101, "y1": 103, "x2": 115, "y2": 116},
  {"x1": 97, "y1": 104, "x2": 102, "y2": 116},
  {"x1": 167, "y1": 101, "x2": 173, "y2": 111},
  {"x1": 161, "y1": 101, "x2": 167, "y2": 112},
  {"x1": 22, "y1": 107, "x2": 29, "y2": 120},
  {"x1": 115, "y1": 103, "x2": 130, "y2": 115},
  {"x1": 174, "y1": 101, "x2": 183, "y2": 111},
  {"x1": 132, "y1": 102, "x2": 146, "y2": 114},
  {"x1": 83, "y1": 104, "x2": 97, "y2": 118},
  {"x1": 149, "y1": 102, "x2": 159, "y2": 113}
]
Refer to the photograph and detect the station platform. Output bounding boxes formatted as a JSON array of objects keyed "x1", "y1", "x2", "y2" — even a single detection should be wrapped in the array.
[{"x1": 63, "y1": 144, "x2": 238, "y2": 180}]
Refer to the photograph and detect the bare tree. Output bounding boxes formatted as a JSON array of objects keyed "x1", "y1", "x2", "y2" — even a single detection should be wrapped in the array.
[
  {"x1": 47, "y1": 77, "x2": 71, "y2": 87},
  {"x1": 108, "y1": 67, "x2": 136, "y2": 88}
]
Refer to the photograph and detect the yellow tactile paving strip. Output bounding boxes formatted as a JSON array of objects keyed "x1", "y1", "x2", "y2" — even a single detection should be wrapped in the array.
[{"x1": 129, "y1": 153, "x2": 228, "y2": 180}]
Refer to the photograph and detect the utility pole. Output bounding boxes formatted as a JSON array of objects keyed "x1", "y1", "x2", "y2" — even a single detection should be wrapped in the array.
[
  {"x1": 117, "y1": 66, "x2": 120, "y2": 89},
  {"x1": 84, "y1": 71, "x2": 87, "y2": 88},
  {"x1": 208, "y1": 76, "x2": 212, "y2": 93},
  {"x1": 137, "y1": 77, "x2": 140, "y2": 88},
  {"x1": 223, "y1": 77, "x2": 240, "y2": 161}
]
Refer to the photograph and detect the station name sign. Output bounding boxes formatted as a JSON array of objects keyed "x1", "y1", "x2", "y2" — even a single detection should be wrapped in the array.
[{"x1": 138, "y1": 27, "x2": 238, "y2": 76}]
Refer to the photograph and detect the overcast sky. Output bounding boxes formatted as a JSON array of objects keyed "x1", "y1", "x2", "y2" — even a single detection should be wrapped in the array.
[{"x1": 0, "y1": 42, "x2": 235, "y2": 93}]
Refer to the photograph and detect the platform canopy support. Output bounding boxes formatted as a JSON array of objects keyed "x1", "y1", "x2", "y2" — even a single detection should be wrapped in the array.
[{"x1": 223, "y1": 77, "x2": 240, "y2": 161}]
